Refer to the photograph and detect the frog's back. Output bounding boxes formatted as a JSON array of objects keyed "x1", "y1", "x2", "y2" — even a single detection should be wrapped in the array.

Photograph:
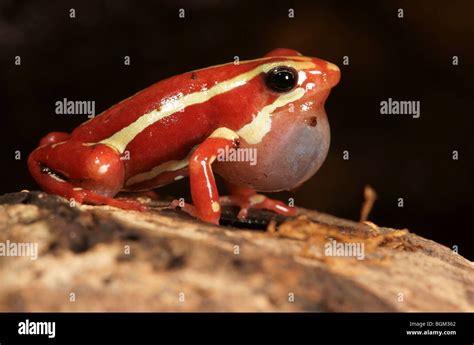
[
  {"x1": 70, "y1": 56, "x2": 300, "y2": 180},
  {"x1": 70, "y1": 59, "x2": 275, "y2": 143}
]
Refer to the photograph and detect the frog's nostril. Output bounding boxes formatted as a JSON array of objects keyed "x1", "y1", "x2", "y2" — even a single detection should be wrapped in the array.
[{"x1": 305, "y1": 116, "x2": 318, "y2": 127}]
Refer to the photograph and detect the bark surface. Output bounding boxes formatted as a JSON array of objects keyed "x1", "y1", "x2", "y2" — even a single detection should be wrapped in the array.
[{"x1": 0, "y1": 191, "x2": 472, "y2": 312}]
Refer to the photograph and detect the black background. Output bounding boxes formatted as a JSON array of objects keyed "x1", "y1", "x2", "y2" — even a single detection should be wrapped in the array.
[{"x1": 0, "y1": 1, "x2": 472, "y2": 258}]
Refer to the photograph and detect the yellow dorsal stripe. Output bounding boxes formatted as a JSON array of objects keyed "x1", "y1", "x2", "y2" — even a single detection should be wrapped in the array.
[{"x1": 99, "y1": 59, "x2": 315, "y2": 153}]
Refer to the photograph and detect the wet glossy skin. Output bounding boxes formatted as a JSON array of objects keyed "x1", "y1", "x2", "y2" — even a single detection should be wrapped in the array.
[{"x1": 28, "y1": 48, "x2": 340, "y2": 224}]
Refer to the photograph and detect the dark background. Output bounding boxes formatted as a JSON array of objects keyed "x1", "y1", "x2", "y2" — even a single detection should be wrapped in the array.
[{"x1": 1, "y1": 0, "x2": 472, "y2": 258}]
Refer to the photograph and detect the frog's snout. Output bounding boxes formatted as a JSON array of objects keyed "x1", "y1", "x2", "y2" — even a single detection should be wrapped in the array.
[
  {"x1": 305, "y1": 58, "x2": 341, "y2": 91},
  {"x1": 322, "y1": 61, "x2": 341, "y2": 89}
]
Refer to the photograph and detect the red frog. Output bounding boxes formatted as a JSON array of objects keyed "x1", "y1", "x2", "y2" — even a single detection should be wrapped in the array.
[{"x1": 28, "y1": 48, "x2": 340, "y2": 224}]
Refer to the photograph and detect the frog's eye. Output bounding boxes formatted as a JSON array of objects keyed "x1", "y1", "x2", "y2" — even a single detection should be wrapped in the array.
[{"x1": 264, "y1": 66, "x2": 298, "y2": 93}]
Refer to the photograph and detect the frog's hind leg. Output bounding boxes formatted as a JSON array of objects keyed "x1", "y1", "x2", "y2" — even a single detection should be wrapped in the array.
[
  {"x1": 39, "y1": 131, "x2": 72, "y2": 146},
  {"x1": 28, "y1": 140, "x2": 145, "y2": 211},
  {"x1": 220, "y1": 180, "x2": 296, "y2": 220}
]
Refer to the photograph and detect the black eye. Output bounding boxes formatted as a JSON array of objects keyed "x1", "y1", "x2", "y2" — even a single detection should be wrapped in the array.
[{"x1": 264, "y1": 66, "x2": 298, "y2": 93}]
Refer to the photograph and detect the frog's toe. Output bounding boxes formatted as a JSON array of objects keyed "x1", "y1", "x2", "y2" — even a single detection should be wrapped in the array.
[
  {"x1": 170, "y1": 199, "x2": 197, "y2": 218},
  {"x1": 220, "y1": 194, "x2": 296, "y2": 220}
]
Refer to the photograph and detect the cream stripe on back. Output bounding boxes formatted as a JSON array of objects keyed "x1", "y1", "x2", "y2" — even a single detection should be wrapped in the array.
[{"x1": 100, "y1": 59, "x2": 315, "y2": 153}]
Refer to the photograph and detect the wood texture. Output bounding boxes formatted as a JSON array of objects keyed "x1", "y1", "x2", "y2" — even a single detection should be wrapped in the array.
[{"x1": 0, "y1": 191, "x2": 472, "y2": 311}]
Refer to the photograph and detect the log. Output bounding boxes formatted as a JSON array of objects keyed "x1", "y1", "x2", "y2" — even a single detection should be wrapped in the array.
[{"x1": 0, "y1": 191, "x2": 472, "y2": 312}]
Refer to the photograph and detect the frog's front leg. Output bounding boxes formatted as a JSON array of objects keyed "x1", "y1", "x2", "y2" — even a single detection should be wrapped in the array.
[
  {"x1": 180, "y1": 128, "x2": 239, "y2": 224},
  {"x1": 220, "y1": 181, "x2": 296, "y2": 220},
  {"x1": 177, "y1": 127, "x2": 296, "y2": 224}
]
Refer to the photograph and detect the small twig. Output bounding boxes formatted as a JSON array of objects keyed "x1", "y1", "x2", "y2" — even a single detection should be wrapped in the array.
[{"x1": 360, "y1": 185, "x2": 377, "y2": 222}]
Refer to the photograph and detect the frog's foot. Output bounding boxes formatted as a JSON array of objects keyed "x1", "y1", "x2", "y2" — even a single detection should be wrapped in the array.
[
  {"x1": 220, "y1": 193, "x2": 296, "y2": 220},
  {"x1": 170, "y1": 199, "x2": 197, "y2": 218},
  {"x1": 80, "y1": 191, "x2": 147, "y2": 211},
  {"x1": 222, "y1": 181, "x2": 296, "y2": 220},
  {"x1": 117, "y1": 190, "x2": 160, "y2": 201}
]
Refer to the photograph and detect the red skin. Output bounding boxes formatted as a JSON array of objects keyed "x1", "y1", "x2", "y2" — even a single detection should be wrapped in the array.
[{"x1": 28, "y1": 48, "x2": 340, "y2": 224}]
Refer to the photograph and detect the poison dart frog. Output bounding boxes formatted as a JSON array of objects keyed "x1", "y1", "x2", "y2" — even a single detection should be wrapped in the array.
[{"x1": 28, "y1": 48, "x2": 340, "y2": 224}]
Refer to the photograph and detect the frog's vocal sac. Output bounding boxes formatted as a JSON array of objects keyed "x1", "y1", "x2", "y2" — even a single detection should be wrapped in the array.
[{"x1": 28, "y1": 48, "x2": 340, "y2": 224}]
